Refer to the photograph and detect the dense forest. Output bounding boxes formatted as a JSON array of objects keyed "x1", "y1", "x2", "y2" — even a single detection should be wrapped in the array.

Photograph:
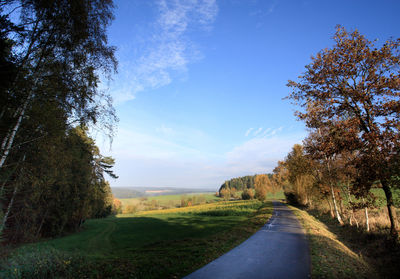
[
  {"x1": 218, "y1": 174, "x2": 282, "y2": 200},
  {"x1": 218, "y1": 175, "x2": 256, "y2": 192},
  {"x1": 0, "y1": 0, "x2": 118, "y2": 243}
]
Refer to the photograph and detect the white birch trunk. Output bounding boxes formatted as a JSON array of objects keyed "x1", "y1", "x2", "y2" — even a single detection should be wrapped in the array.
[
  {"x1": 365, "y1": 207, "x2": 370, "y2": 232},
  {"x1": 0, "y1": 155, "x2": 25, "y2": 235},
  {"x1": 330, "y1": 184, "x2": 344, "y2": 225},
  {"x1": 0, "y1": 93, "x2": 32, "y2": 169},
  {"x1": 361, "y1": 197, "x2": 370, "y2": 232},
  {"x1": 0, "y1": 184, "x2": 18, "y2": 234}
]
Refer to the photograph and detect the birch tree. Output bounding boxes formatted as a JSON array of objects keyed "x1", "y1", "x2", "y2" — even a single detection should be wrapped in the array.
[{"x1": 0, "y1": 0, "x2": 117, "y2": 170}]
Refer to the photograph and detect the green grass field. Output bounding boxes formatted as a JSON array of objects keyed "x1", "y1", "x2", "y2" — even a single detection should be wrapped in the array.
[
  {"x1": 266, "y1": 190, "x2": 285, "y2": 200},
  {"x1": 2, "y1": 200, "x2": 273, "y2": 279},
  {"x1": 370, "y1": 188, "x2": 400, "y2": 207},
  {"x1": 120, "y1": 192, "x2": 220, "y2": 212}
]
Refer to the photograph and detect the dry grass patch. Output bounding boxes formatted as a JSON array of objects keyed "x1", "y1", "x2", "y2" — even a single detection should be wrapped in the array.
[{"x1": 288, "y1": 205, "x2": 378, "y2": 279}]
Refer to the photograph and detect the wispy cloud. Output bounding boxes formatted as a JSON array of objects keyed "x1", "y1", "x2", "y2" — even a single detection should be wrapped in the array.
[
  {"x1": 245, "y1": 127, "x2": 254, "y2": 137},
  {"x1": 113, "y1": 0, "x2": 218, "y2": 104},
  {"x1": 103, "y1": 129, "x2": 305, "y2": 188},
  {"x1": 261, "y1": 128, "x2": 271, "y2": 136},
  {"x1": 253, "y1": 127, "x2": 263, "y2": 136},
  {"x1": 245, "y1": 126, "x2": 284, "y2": 138},
  {"x1": 224, "y1": 136, "x2": 296, "y2": 174},
  {"x1": 156, "y1": 124, "x2": 174, "y2": 136},
  {"x1": 249, "y1": 0, "x2": 278, "y2": 29},
  {"x1": 267, "y1": 1, "x2": 277, "y2": 14}
]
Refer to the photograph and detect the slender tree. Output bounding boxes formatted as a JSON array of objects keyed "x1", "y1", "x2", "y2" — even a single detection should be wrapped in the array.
[
  {"x1": 254, "y1": 174, "x2": 269, "y2": 201},
  {"x1": 284, "y1": 144, "x2": 315, "y2": 207}
]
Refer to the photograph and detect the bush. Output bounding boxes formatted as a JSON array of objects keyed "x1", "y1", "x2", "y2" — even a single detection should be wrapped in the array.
[
  {"x1": 124, "y1": 204, "x2": 137, "y2": 214},
  {"x1": 0, "y1": 247, "x2": 87, "y2": 279},
  {"x1": 284, "y1": 191, "x2": 300, "y2": 205},
  {"x1": 241, "y1": 189, "x2": 254, "y2": 200},
  {"x1": 220, "y1": 188, "x2": 231, "y2": 200}
]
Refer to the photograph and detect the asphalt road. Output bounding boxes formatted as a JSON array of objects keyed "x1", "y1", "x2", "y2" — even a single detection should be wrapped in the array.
[{"x1": 184, "y1": 201, "x2": 311, "y2": 279}]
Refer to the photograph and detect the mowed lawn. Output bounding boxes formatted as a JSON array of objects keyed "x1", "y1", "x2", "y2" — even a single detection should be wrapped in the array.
[{"x1": 3, "y1": 200, "x2": 273, "y2": 279}]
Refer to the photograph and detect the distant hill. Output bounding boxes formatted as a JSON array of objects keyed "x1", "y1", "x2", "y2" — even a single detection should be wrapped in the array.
[{"x1": 112, "y1": 187, "x2": 215, "y2": 199}]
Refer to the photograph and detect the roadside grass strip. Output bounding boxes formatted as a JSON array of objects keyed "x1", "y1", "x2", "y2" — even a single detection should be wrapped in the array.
[{"x1": 288, "y1": 205, "x2": 379, "y2": 279}]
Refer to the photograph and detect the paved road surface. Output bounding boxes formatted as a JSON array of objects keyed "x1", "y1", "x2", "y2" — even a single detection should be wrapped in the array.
[{"x1": 184, "y1": 201, "x2": 310, "y2": 279}]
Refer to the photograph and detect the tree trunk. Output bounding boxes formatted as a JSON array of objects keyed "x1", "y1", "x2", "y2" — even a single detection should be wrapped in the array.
[
  {"x1": 36, "y1": 210, "x2": 48, "y2": 238},
  {"x1": 339, "y1": 197, "x2": 345, "y2": 217},
  {"x1": 330, "y1": 184, "x2": 344, "y2": 225},
  {"x1": 361, "y1": 197, "x2": 370, "y2": 232},
  {"x1": 0, "y1": 93, "x2": 32, "y2": 169},
  {"x1": 0, "y1": 162, "x2": 20, "y2": 196},
  {"x1": 0, "y1": 183, "x2": 18, "y2": 235},
  {"x1": 343, "y1": 184, "x2": 358, "y2": 228},
  {"x1": 381, "y1": 180, "x2": 399, "y2": 237},
  {"x1": 0, "y1": 155, "x2": 25, "y2": 236},
  {"x1": 364, "y1": 206, "x2": 370, "y2": 232},
  {"x1": 354, "y1": 213, "x2": 359, "y2": 228},
  {"x1": 327, "y1": 197, "x2": 334, "y2": 218}
]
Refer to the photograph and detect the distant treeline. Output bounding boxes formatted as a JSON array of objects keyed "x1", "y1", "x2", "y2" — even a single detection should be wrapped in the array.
[
  {"x1": 219, "y1": 174, "x2": 273, "y2": 193},
  {"x1": 112, "y1": 187, "x2": 213, "y2": 199},
  {"x1": 0, "y1": 1, "x2": 118, "y2": 243},
  {"x1": 219, "y1": 175, "x2": 257, "y2": 194},
  {"x1": 218, "y1": 174, "x2": 281, "y2": 201}
]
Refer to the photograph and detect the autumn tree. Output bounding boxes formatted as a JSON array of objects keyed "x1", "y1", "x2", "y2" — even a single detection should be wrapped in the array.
[
  {"x1": 272, "y1": 161, "x2": 290, "y2": 191},
  {"x1": 284, "y1": 144, "x2": 316, "y2": 207},
  {"x1": 254, "y1": 174, "x2": 270, "y2": 201},
  {"x1": 219, "y1": 188, "x2": 231, "y2": 200},
  {"x1": 287, "y1": 25, "x2": 400, "y2": 236},
  {"x1": 241, "y1": 188, "x2": 255, "y2": 200}
]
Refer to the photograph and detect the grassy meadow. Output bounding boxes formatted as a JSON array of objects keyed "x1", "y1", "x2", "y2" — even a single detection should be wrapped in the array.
[
  {"x1": 1, "y1": 200, "x2": 273, "y2": 279},
  {"x1": 120, "y1": 192, "x2": 220, "y2": 213}
]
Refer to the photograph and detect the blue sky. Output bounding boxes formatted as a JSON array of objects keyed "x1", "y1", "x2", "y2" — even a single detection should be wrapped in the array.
[{"x1": 98, "y1": 0, "x2": 400, "y2": 189}]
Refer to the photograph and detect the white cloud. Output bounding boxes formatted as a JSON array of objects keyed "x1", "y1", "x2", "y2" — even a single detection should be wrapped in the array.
[
  {"x1": 261, "y1": 127, "x2": 271, "y2": 136},
  {"x1": 253, "y1": 127, "x2": 263, "y2": 136},
  {"x1": 267, "y1": 2, "x2": 277, "y2": 14},
  {"x1": 113, "y1": 0, "x2": 218, "y2": 104},
  {"x1": 101, "y1": 124, "x2": 306, "y2": 189},
  {"x1": 224, "y1": 136, "x2": 296, "y2": 173},
  {"x1": 245, "y1": 127, "x2": 254, "y2": 137},
  {"x1": 156, "y1": 124, "x2": 174, "y2": 136}
]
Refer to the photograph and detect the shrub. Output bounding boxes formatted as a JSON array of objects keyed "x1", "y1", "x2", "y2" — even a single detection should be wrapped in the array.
[
  {"x1": 241, "y1": 188, "x2": 254, "y2": 200},
  {"x1": 220, "y1": 188, "x2": 231, "y2": 200},
  {"x1": 124, "y1": 204, "x2": 137, "y2": 214},
  {"x1": 284, "y1": 191, "x2": 300, "y2": 205},
  {"x1": 0, "y1": 247, "x2": 87, "y2": 279}
]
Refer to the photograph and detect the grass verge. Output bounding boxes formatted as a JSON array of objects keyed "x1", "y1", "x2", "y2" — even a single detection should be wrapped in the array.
[{"x1": 288, "y1": 205, "x2": 379, "y2": 279}]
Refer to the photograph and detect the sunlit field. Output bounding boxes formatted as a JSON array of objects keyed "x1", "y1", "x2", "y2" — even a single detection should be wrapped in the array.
[{"x1": 120, "y1": 193, "x2": 220, "y2": 213}]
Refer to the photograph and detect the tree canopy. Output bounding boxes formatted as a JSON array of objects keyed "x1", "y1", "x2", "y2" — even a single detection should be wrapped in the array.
[
  {"x1": 287, "y1": 25, "x2": 400, "y2": 236},
  {"x1": 0, "y1": 0, "x2": 118, "y2": 243}
]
